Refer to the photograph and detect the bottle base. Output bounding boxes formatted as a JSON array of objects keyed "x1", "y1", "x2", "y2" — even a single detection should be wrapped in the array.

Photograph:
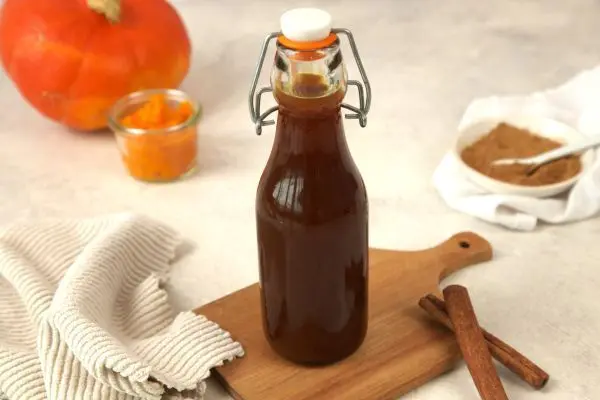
[{"x1": 265, "y1": 330, "x2": 368, "y2": 367}]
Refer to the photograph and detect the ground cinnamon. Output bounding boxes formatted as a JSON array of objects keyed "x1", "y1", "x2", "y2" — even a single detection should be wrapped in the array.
[{"x1": 461, "y1": 122, "x2": 581, "y2": 186}]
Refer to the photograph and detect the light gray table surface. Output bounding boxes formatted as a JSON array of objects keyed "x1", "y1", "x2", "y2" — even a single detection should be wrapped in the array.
[{"x1": 1, "y1": 1, "x2": 599, "y2": 399}]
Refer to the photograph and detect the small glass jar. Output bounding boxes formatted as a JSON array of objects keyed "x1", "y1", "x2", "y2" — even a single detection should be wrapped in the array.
[{"x1": 108, "y1": 89, "x2": 201, "y2": 182}]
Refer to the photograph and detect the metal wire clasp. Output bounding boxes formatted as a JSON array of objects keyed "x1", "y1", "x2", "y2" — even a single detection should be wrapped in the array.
[{"x1": 248, "y1": 28, "x2": 372, "y2": 135}]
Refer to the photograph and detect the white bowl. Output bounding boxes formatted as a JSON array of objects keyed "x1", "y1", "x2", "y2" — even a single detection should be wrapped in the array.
[{"x1": 453, "y1": 115, "x2": 596, "y2": 198}]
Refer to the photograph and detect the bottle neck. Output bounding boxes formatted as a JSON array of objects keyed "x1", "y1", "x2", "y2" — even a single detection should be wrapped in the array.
[
  {"x1": 271, "y1": 41, "x2": 347, "y2": 111},
  {"x1": 269, "y1": 41, "x2": 349, "y2": 156},
  {"x1": 273, "y1": 108, "x2": 347, "y2": 156}
]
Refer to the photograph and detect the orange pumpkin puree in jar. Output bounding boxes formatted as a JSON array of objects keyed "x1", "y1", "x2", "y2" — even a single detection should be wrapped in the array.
[{"x1": 116, "y1": 93, "x2": 198, "y2": 182}]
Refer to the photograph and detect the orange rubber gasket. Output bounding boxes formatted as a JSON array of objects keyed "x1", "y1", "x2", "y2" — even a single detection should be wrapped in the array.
[{"x1": 277, "y1": 33, "x2": 338, "y2": 51}]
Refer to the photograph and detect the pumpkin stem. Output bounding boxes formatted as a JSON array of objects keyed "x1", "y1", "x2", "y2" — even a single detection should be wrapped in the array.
[{"x1": 87, "y1": 0, "x2": 121, "y2": 23}]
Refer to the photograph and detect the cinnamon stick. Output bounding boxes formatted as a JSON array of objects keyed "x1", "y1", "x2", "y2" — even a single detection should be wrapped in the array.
[
  {"x1": 419, "y1": 294, "x2": 549, "y2": 390},
  {"x1": 443, "y1": 285, "x2": 508, "y2": 400}
]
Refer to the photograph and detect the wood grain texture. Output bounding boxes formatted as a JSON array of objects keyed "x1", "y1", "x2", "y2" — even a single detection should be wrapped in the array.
[{"x1": 194, "y1": 232, "x2": 493, "y2": 400}]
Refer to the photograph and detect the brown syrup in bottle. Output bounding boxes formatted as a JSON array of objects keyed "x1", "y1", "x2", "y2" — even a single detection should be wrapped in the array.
[{"x1": 256, "y1": 73, "x2": 369, "y2": 365}]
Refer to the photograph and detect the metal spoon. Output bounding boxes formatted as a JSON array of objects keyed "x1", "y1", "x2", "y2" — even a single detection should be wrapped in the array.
[{"x1": 492, "y1": 135, "x2": 600, "y2": 175}]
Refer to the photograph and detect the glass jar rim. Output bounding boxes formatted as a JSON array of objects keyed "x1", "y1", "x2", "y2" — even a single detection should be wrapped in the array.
[
  {"x1": 107, "y1": 88, "x2": 201, "y2": 136},
  {"x1": 276, "y1": 36, "x2": 340, "y2": 52}
]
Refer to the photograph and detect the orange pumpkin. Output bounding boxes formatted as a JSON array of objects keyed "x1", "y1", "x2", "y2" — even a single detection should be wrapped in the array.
[{"x1": 0, "y1": 0, "x2": 191, "y2": 131}]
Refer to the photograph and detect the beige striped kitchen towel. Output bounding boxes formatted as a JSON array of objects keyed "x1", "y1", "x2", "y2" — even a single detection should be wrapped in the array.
[{"x1": 0, "y1": 213, "x2": 244, "y2": 400}]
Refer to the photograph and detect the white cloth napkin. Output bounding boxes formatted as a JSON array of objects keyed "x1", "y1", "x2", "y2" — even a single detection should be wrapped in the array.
[
  {"x1": 0, "y1": 213, "x2": 244, "y2": 400},
  {"x1": 433, "y1": 66, "x2": 600, "y2": 230}
]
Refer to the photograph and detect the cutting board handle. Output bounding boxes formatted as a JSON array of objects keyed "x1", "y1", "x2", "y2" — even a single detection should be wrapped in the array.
[{"x1": 433, "y1": 232, "x2": 493, "y2": 282}]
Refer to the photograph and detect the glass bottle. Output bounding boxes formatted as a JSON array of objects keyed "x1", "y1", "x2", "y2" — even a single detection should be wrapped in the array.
[{"x1": 249, "y1": 8, "x2": 372, "y2": 366}]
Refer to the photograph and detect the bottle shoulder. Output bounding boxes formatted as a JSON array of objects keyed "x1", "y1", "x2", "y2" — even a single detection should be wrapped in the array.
[{"x1": 256, "y1": 158, "x2": 367, "y2": 224}]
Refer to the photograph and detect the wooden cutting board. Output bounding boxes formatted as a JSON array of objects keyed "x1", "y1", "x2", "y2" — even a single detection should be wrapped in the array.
[{"x1": 194, "y1": 232, "x2": 493, "y2": 400}]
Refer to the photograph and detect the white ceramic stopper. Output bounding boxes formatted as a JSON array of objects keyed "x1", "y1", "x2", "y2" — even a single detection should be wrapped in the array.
[{"x1": 280, "y1": 8, "x2": 332, "y2": 42}]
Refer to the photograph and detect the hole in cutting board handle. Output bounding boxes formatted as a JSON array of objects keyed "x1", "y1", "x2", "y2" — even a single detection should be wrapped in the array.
[{"x1": 459, "y1": 241, "x2": 470, "y2": 249}]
